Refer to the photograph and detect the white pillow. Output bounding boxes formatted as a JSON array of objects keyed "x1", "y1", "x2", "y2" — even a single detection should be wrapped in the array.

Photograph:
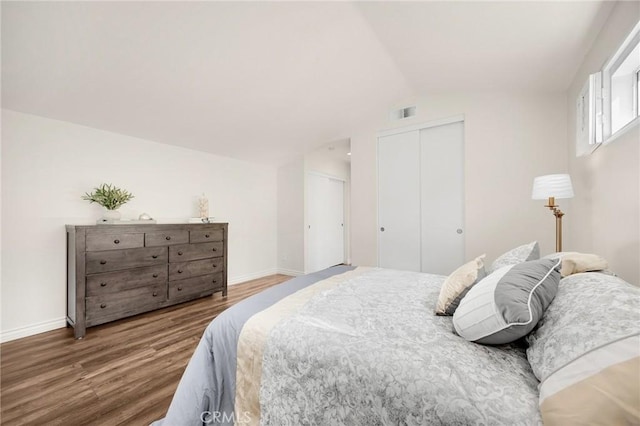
[
  {"x1": 525, "y1": 272, "x2": 640, "y2": 425},
  {"x1": 434, "y1": 255, "x2": 486, "y2": 316},
  {"x1": 541, "y1": 251, "x2": 608, "y2": 277}
]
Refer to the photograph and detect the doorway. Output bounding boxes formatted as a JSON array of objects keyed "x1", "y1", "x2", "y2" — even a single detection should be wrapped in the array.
[{"x1": 306, "y1": 172, "x2": 345, "y2": 273}]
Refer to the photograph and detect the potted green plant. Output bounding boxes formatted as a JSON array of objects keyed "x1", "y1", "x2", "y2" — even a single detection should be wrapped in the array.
[{"x1": 82, "y1": 183, "x2": 134, "y2": 221}]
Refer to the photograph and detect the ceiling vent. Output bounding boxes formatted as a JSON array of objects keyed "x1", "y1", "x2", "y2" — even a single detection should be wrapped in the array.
[{"x1": 391, "y1": 106, "x2": 416, "y2": 120}]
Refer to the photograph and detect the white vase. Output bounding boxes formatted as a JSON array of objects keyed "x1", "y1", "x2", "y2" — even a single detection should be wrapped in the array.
[{"x1": 103, "y1": 209, "x2": 121, "y2": 221}]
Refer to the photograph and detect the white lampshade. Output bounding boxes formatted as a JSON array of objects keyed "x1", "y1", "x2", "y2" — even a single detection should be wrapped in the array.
[{"x1": 531, "y1": 174, "x2": 574, "y2": 200}]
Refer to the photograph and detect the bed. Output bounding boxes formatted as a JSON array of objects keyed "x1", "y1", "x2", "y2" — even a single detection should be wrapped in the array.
[{"x1": 152, "y1": 247, "x2": 640, "y2": 426}]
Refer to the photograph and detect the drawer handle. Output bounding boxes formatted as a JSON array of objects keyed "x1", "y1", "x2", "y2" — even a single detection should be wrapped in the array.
[
  {"x1": 100, "y1": 282, "x2": 107, "y2": 287},
  {"x1": 152, "y1": 273, "x2": 158, "y2": 278},
  {"x1": 212, "y1": 248, "x2": 217, "y2": 252},
  {"x1": 213, "y1": 279, "x2": 217, "y2": 284},
  {"x1": 152, "y1": 255, "x2": 158, "y2": 259},
  {"x1": 177, "y1": 286, "x2": 183, "y2": 291},
  {"x1": 100, "y1": 260, "x2": 107, "y2": 265},
  {"x1": 153, "y1": 292, "x2": 158, "y2": 297},
  {"x1": 178, "y1": 251, "x2": 183, "y2": 256},
  {"x1": 205, "y1": 234, "x2": 210, "y2": 238},
  {"x1": 177, "y1": 269, "x2": 183, "y2": 274},
  {"x1": 100, "y1": 303, "x2": 106, "y2": 309},
  {"x1": 166, "y1": 236, "x2": 171, "y2": 241},
  {"x1": 212, "y1": 264, "x2": 217, "y2": 268},
  {"x1": 114, "y1": 239, "x2": 120, "y2": 244}
]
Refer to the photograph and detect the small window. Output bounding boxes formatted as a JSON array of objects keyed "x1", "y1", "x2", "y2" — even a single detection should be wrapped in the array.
[
  {"x1": 603, "y1": 20, "x2": 640, "y2": 140},
  {"x1": 575, "y1": 72, "x2": 601, "y2": 156}
]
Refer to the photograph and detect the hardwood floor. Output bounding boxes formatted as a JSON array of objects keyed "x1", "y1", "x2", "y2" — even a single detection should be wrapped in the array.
[{"x1": 0, "y1": 274, "x2": 291, "y2": 426}]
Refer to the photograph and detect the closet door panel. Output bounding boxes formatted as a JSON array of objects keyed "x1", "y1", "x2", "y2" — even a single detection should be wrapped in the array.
[
  {"x1": 378, "y1": 130, "x2": 421, "y2": 272},
  {"x1": 420, "y1": 122, "x2": 465, "y2": 275}
]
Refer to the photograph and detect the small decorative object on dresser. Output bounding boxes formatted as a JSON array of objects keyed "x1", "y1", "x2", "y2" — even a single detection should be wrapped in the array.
[
  {"x1": 66, "y1": 223, "x2": 228, "y2": 338},
  {"x1": 199, "y1": 193, "x2": 209, "y2": 219},
  {"x1": 81, "y1": 183, "x2": 135, "y2": 223}
]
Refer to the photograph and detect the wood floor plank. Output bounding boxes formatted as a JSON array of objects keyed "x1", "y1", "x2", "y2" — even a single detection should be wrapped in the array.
[{"x1": 0, "y1": 274, "x2": 291, "y2": 426}]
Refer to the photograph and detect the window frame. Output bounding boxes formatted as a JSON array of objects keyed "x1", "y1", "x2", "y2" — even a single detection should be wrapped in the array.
[
  {"x1": 634, "y1": 67, "x2": 640, "y2": 118},
  {"x1": 601, "y1": 20, "x2": 640, "y2": 143}
]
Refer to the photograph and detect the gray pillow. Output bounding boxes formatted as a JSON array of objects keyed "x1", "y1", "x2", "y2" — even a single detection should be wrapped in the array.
[
  {"x1": 490, "y1": 241, "x2": 539, "y2": 272},
  {"x1": 453, "y1": 258, "x2": 560, "y2": 345}
]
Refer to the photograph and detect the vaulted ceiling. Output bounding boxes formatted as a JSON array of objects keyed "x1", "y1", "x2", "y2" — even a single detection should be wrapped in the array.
[{"x1": 2, "y1": 1, "x2": 612, "y2": 165}]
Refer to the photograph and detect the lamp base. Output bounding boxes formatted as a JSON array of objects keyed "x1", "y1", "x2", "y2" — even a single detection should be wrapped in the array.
[
  {"x1": 545, "y1": 197, "x2": 565, "y2": 252},
  {"x1": 555, "y1": 213, "x2": 563, "y2": 252}
]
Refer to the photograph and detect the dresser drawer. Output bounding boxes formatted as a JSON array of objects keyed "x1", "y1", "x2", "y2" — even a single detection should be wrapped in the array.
[
  {"x1": 86, "y1": 247, "x2": 168, "y2": 274},
  {"x1": 169, "y1": 273, "x2": 223, "y2": 300},
  {"x1": 86, "y1": 283, "x2": 167, "y2": 326},
  {"x1": 86, "y1": 232, "x2": 144, "y2": 251},
  {"x1": 169, "y1": 242, "x2": 223, "y2": 262},
  {"x1": 145, "y1": 230, "x2": 189, "y2": 247},
  {"x1": 169, "y1": 258, "x2": 223, "y2": 281},
  {"x1": 190, "y1": 228, "x2": 224, "y2": 244},
  {"x1": 86, "y1": 265, "x2": 168, "y2": 296}
]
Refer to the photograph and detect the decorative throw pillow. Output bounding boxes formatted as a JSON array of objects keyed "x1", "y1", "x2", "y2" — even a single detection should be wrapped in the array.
[
  {"x1": 434, "y1": 255, "x2": 486, "y2": 316},
  {"x1": 489, "y1": 241, "x2": 539, "y2": 273},
  {"x1": 452, "y1": 258, "x2": 560, "y2": 345},
  {"x1": 542, "y1": 251, "x2": 608, "y2": 277},
  {"x1": 525, "y1": 273, "x2": 640, "y2": 425}
]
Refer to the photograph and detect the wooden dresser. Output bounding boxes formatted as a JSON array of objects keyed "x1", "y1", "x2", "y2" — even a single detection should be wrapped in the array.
[{"x1": 66, "y1": 223, "x2": 228, "y2": 338}]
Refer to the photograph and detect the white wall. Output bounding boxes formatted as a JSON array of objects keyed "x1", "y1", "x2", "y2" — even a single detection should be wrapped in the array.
[
  {"x1": 276, "y1": 158, "x2": 305, "y2": 275},
  {"x1": 566, "y1": 1, "x2": 640, "y2": 285},
  {"x1": 1, "y1": 109, "x2": 278, "y2": 342},
  {"x1": 351, "y1": 92, "x2": 568, "y2": 267},
  {"x1": 306, "y1": 151, "x2": 351, "y2": 182}
]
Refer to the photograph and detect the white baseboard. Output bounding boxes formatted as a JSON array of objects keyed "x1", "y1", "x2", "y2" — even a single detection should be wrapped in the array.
[
  {"x1": 228, "y1": 268, "x2": 304, "y2": 284},
  {"x1": 1, "y1": 317, "x2": 67, "y2": 343},
  {"x1": 277, "y1": 268, "x2": 305, "y2": 276},
  {"x1": 228, "y1": 268, "x2": 279, "y2": 285}
]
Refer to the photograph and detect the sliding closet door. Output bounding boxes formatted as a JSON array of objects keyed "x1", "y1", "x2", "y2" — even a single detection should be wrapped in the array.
[
  {"x1": 378, "y1": 130, "x2": 421, "y2": 271},
  {"x1": 307, "y1": 173, "x2": 345, "y2": 273},
  {"x1": 420, "y1": 122, "x2": 464, "y2": 274},
  {"x1": 378, "y1": 119, "x2": 464, "y2": 274}
]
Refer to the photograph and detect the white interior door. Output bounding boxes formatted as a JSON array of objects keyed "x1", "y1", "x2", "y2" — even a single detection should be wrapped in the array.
[
  {"x1": 420, "y1": 121, "x2": 465, "y2": 275},
  {"x1": 307, "y1": 173, "x2": 345, "y2": 273},
  {"x1": 378, "y1": 130, "x2": 421, "y2": 271}
]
